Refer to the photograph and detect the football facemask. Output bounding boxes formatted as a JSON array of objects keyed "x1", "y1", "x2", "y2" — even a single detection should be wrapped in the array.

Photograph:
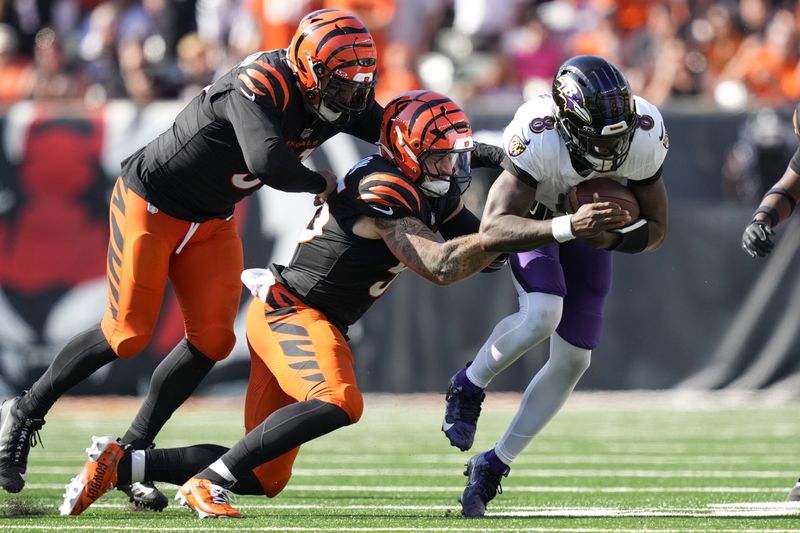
[
  {"x1": 558, "y1": 115, "x2": 636, "y2": 172},
  {"x1": 576, "y1": 122, "x2": 635, "y2": 172},
  {"x1": 418, "y1": 147, "x2": 473, "y2": 197},
  {"x1": 320, "y1": 73, "x2": 375, "y2": 114}
]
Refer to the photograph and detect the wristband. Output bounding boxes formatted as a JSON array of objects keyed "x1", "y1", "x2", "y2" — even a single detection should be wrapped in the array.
[
  {"x1": 608, "y1": 219, "x2": 649, "y2": 254},
  {"x1": 764, "y1": 187, "x2": 797, "y2": 212},
  {"x1": 551, "y1": 215, "x2": 575, "y2": 243},
  {"x1": 752, "y1": 206, "x2": 778, "y2": 227}
]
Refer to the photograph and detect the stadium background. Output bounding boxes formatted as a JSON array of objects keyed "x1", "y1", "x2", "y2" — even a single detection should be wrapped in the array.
[{"x1": 1, "y1": 0, "x2": 799, "y2": 396}]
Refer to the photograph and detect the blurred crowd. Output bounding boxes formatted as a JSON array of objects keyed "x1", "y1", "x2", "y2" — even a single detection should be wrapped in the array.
[{"x1": 0, "y1": 0, "x2": 799, "y2": 109}]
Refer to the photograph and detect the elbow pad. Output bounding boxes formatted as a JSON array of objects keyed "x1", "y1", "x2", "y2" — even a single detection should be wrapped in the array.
[{"x1": 608, "y1": 219, "x2": 649, "y2": 254}]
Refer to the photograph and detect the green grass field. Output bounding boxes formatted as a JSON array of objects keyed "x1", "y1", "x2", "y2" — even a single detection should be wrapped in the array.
[{"x1": 0, "y1": 391, "x2": 798, "y2": 532}]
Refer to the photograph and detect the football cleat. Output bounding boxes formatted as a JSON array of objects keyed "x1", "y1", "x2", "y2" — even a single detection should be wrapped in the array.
[
  {"x1": 442, "y1": 366, "x2": 485, "y2": 451},
  {"x1": 787, "y1": 479, "x2": 800, "y2": 502},
  {"x1": 459, "y1": 452, "x2": 510, "y2": 518},
  {"x1": 119, "y1": 481, "x2": 168, "y2": 511},
  {"x1": 176, "y1": 477, "x2": 241, "y2": 519},
  {"x1": 0, "y1": 394, "x2": 44, "y2": 493},
  {"x1": 59, "y1": 436, "x2": 126, "y2": 516}
]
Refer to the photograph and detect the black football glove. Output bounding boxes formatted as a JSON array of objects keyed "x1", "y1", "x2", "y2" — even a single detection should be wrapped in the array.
[{"x1": 741, "y1": 220, "x2": 775, "y2": 258}]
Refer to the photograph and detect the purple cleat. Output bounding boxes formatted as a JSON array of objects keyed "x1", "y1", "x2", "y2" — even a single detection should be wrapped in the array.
[
  {"x1": 442, "y1": 365, "x2": 484, "y2": 451},
  {"x1": 459, "y1": 451, "x2": 510, "y2": 518}
]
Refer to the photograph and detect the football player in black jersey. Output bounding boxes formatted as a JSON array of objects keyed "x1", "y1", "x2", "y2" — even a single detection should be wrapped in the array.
[
  {"x1": 741, "y1": 102, "x2": 800, "y2": 502},
  {"x1": 59, "y1": 90, "x2": 507, "y2": 518},
  {"x1": 0, "y1": 9, "x2": 382, "y2": 509}
]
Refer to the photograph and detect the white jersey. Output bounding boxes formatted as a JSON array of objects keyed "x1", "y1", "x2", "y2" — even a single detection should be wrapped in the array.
[{"x1": 501, "y1": 93, "x2": 669, "y2": 213}]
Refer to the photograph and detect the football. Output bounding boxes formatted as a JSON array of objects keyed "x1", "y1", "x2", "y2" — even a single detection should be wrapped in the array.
[{"x1": 562, "y1": 178, "x2": 640, "y2": 220}]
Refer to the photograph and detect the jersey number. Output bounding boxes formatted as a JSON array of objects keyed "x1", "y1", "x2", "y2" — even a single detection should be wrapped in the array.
[
  {"x1": 298, "y1": 204, "x2": 330, "y2": 243},
  {"x1": 231, "y1": 173, "x2": 261, "y2": 190},
  {"x1": 368, "y1": 263, "x2": 407, "y2": 298},
  {"x1": 529, "y1": 116, "x2": 555, "y2": 134}
]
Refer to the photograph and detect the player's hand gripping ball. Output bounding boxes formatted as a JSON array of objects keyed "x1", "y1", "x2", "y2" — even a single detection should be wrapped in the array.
[{"x1": 563, "y1": 178, "x2": 640, "y2": 221}]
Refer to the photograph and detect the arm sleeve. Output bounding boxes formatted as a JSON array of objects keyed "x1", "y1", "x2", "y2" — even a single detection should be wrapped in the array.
[
  {"x1": 471, "y1": 141, "x2": 509, "y2": 170},
  {"x1": 221, "y1": 91, "x2": 327, "y2": 194},
  {"x1": 439, "y1": 205, "x2": 480, "y2": 240},
  {"x1": 344, "y1": 100, "x2": 384, "y2": 144}
]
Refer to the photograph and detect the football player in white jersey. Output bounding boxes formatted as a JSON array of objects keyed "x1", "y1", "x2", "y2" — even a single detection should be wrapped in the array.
[{"x1": 441, "y1": 55, "x2": 670, "y2": 517}]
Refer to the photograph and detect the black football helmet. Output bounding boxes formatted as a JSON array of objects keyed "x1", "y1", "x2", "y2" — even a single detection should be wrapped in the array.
[{"x1": 552, "y1": 55, "x2": 637, "y2": 172}]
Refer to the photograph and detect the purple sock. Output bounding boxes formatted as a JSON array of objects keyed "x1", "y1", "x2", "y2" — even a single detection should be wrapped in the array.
[
  {"x1": 484, "y1": 449, "x2": 509, "y2": 474},
  {"x1": 455, "y1": 366, "x2": 481, "y2": 395}
]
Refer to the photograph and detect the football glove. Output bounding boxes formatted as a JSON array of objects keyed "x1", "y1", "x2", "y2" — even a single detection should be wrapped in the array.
[{"x1": 741, "y1": 220, "x2": 775, "y2": 258}]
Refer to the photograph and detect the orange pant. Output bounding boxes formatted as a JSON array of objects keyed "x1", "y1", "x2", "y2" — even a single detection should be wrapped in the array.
[
  {"x1": 244, "y1": 283, "x2": 363, "y2": 496},
  {"x1": 100, "y1": 178, "x2": 242, "y2": 360}
]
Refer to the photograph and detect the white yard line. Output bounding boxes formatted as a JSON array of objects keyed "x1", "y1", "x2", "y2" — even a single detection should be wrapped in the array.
[
  {"x1": 286, "y1": 468, "x2": 797, "y2": 478},
  {"x1": 28, "y1": 466, "x2": 796, "y2": 478},
  {"x1": 27, "y1": 453, "x2": 800, "y2": 466},
  {"x1": 15, "y1": 483, "x2": 789, "y2": 493},
  {"x1": 78, "y1": 502, "x2": 800, "y2": 517}
]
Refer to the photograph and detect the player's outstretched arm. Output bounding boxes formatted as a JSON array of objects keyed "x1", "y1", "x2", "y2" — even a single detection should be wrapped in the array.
[
  {"x1": 479, "y1": 170, "x2": 546, "y2": 252},
  {"x1": 372, "y1": 217, "x2": 496, "y2": 286},
  {"x1": 742, "y1": 164, "x2": 800, "y2": 258}
]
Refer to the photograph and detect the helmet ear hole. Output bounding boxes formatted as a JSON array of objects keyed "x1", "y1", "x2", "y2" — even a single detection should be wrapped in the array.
[{"x1": 313, "y1": 63, "x2": 326, "y2": 76}]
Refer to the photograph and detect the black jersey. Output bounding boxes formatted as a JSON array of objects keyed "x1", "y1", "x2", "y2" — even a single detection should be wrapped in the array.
[
  {"x1": 120, "y1": 49, "x2": 382, "y2": 222},
  {"x1": 275, "y1": 154, "x2": 462, "y2": 329}
]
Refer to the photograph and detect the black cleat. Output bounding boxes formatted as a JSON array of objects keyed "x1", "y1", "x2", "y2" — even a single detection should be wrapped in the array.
[
  {"x1": 0, "y1": 394, "x2": 44, "y2": 493},
  {"x1": 119, "y1": 481, "x2": 169, "y2": 511},
  {"x1": 459, "y1": 452, "x2": 509, "y2": 518},
  {"x1": 442, "y1": 365, "x2": 485, "y2": 451}
]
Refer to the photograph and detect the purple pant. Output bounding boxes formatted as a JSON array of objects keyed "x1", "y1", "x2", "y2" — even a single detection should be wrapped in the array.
[{"x1": 510, "y1": 239, "x2": 613, "y2": 349}]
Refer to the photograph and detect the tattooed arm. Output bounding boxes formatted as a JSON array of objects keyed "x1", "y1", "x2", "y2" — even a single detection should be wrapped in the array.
[{"x1": 371, "y1": 216, "x2": 497, "y2": 286}]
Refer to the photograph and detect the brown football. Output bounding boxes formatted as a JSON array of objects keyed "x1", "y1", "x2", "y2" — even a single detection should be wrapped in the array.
[{"x1": 562, "y1": 178, "x2": 640, "y2": 220}]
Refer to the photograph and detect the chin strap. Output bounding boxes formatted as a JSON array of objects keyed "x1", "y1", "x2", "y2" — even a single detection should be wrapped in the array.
[{"x1": 419, "y1": 178, "x2": 450, "y2": 197}]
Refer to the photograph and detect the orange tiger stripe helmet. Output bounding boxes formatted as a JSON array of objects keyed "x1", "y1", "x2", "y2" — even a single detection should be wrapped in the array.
[
  {"x1": 380, "y1": 90, "x2": 475, "y2": 197},
  {"x1": 288, "y1": 9, "x2": 377, "y2": 122}
]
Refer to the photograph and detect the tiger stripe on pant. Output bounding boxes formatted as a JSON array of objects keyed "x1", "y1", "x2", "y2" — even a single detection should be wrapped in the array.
[
  {"x1": 100, "y1": 177, "x2": 243, "y2": 360},
  {"x1": 244, "y1": 285, "x2": 363, "y2": 496}
]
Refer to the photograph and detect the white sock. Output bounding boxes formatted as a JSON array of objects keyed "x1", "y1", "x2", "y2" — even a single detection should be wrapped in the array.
[
  {"x1": 467, "y1": 281, "x2": 563, "y2": 388},
  {"x1": 130, "y1": 450, "x2": 146, "y2": 483},
  {"x1": 495, "y1": 333, "x2": 591, "y2": 464},
  {"x1": 209, "y1": 458, "x2": 237, "y2": 484}
]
